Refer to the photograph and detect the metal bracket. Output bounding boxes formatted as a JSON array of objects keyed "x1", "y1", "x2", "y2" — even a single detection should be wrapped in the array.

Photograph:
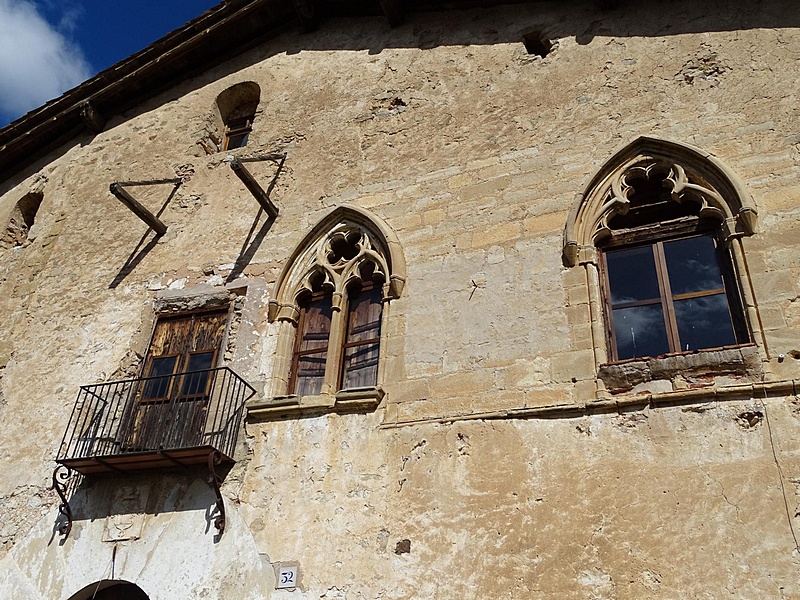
[
  {"x1": 52, "y1": 465, "x2": 74, "y2": 538},
  {"x1": 229, "y1": 153, "x2": 285, "y2": 219},
  {"x1": 207, "y1": 450, "x2": 226, "y2": 535}
]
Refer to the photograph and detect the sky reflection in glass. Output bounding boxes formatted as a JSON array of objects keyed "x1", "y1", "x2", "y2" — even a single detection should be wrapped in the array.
[
  {"x1": 612, "y1": 304, "x2": 670, "y2": 359},
  {"x1": 663, "y1": 236, "x2": 724, "y2": 295}
]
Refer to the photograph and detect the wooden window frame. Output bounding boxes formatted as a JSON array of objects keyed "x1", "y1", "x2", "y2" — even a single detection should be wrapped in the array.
[
  {"x1": 338, "y1": 280, "x2": 382, "y2": 391},
  {"x1": 139, "y1": 354, "x2": 180, "y2": 403},
  {"x1": 223, "y1": 115, "x2": 253, "y2": 151},
  {"x1": 177, "y1": 349, "x2": 219, "y2": 400},
  {"x1": 288, "y1": 290, "x2": 332, "y2": 395},
  {"x1": 288, "y1": 280, "x2": 385, "y2": 397},
  {"x1": 599, "y1": 219, "x2": 749, "y2": 361}
]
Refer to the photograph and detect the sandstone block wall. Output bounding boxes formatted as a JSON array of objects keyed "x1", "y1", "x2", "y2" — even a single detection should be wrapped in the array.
[{"x1": 1, "y1": 1, "x2": 800, "y2": 598}]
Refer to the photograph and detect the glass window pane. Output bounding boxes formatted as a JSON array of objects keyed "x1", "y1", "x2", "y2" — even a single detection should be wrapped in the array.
[
  {"x1": 612, "y1": 304, "x2": 670, "y2": 360},
  {"x1": 342, "y1": 342, "x2": 380, "y2": 389},
  {"x1": 296, "y1": 353, "x2": 327, "y2": 396},
  {"x1": 605, "y1": 246, "x2": 661, "y2": 305},
  {"x1": 180, "y1": 352, "x2": 215, "y2": 396},
  {"x1": 674, "y1": 294, "x2": 736, "y2": 351},
  {"x1": 346, "y1": 288, "x2": 382, "y2": 343},
  {"x1": 663, "y1": 235, "x2": 725, "y2": 296},
  {"x1": 143, "y1": 356, "x2": 177, "y2": 399},
  {"x1": 299, "y1": 295, "x2": 333, "y2": 352},
  {"x1": 226, "y1": 132, "x2": 249, "y2": 149}
]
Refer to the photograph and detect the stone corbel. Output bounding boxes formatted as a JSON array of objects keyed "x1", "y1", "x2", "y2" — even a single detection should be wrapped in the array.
[
  {"x1": 387, "y1": 274, "x2": 406, "y2": 299},
  {"x1": 721, "y1": 217, "x2": 738, "y2": 243},
  {"x1": 268, "y1": 300, "x2": 300, "y2": 324},
  {"x1": 737, "y1": 206, "x2": 758, "y2": 235},
  {"x1": 80, "y1": 101, "x2": 106, "y2": 134}
]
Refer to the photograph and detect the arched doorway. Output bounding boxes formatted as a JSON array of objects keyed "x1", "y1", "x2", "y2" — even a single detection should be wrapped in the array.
[{"x1": 66, "y1": 580, "x2": 149, "y2": 600}]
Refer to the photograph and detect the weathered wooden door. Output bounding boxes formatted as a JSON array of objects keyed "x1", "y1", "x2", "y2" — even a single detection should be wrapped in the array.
[{"x1": 126, "y1": 310, "x2": 228, "y2": 450}]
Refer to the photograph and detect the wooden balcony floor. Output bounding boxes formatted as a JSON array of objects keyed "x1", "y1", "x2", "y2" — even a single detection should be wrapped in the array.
[{"x1": 57, "y1": 445, "x2": 234, "y2": 476}]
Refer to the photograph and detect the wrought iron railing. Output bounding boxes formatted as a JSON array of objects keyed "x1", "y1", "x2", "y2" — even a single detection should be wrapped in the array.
[{"x1": 57, "y1": 367, "x2": 255, "y2": 471}]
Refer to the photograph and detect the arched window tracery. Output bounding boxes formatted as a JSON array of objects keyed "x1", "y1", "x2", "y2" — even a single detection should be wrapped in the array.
[{"x1": 268, "y1": 205, "x2": 406, "y2": 399}]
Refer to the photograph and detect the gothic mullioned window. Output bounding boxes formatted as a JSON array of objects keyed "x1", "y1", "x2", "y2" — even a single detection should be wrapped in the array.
[
  {"x1": 596, "y1": 165, "x2": 748, "y2": 360},
  {"x1": 269, "y1": 206, "x2": 406, "y2": 400},
  {"x1": 564, "y1": 136, "x2": 761, "y2": 369}
]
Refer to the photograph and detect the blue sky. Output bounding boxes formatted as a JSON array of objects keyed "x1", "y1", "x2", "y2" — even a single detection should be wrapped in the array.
[{"x1": 0, "y1": 0, "x2": 220, "y2": 127}]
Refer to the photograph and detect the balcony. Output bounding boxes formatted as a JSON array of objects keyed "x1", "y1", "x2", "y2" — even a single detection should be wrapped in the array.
[{"x1": 57, "y1": 367, "x2": 255, "y2": 475}]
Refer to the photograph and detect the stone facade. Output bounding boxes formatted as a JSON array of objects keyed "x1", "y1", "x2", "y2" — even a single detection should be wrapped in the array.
[{"x1": 2, "y1": 1, "x2": 800, "y2": 598}]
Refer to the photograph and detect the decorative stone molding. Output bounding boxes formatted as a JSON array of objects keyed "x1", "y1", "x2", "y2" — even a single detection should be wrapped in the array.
[
  {"x1": 246, "y1": 386, "x2": 385, "y2": 420},
  {"x1": 563, "y1": 136, "x2": 758, "y2": 267},
  {"x1": 268, "y1": 204, "x2": 407, "y2": 323}
]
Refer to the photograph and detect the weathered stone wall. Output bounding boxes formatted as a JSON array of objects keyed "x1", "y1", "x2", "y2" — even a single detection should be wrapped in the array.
[{"x1": 1, "y1": 1, "x2": 800, "y2": 598}]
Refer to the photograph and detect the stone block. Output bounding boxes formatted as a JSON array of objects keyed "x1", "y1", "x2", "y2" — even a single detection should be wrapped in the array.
[
  {"x1": 571, "y1": 379, "x2": 598, "y2": 404},
  {"x1": 494, "y1": 357, "x2": 551, "y2": 390},
  {"x1": 430, "y1": 370, "x2": 496, "y2": 399},
  {"x1": 471, "y1": 221, "x2": 522, "y2": 248},
  {"x1": 387, "y1": 377, "x2": 431, "y2": 404},
  {"x1": 522, "y1": 211, "x2": 567, "y2": 237},
  {"x1": 565, "y1": 283, "x2": 589, "y2": 306},
  {"x1": 471, "y1": 391, "x2": 525, "y2": 414},
  {"x1": 456, "y1": 176, "x2": 513, "y2": 201},
  {"x1": 421, "y1": 208, "x2": 447, "y2": 226},
  {"x1": 758, "y1": 304, "x2": 786, "y2": 331},
  {"x1": 759, "y1": 186, "x2": 800, "y2": 213},
  {"x1": 448, "y1": 163, "x2": 509, "y2": 190},
  {"x1": 524, "y1": 386, "x2": 572, "y2": 408},
  {"x1": 749, "y1": 270, "x2": 798, "y2": 303},
  {"x1": 0, "y1": 340, "x2": 13, "y2": 368},
  {"x1": 550, "y1": 349, "x2": 596, "y2": 383}
]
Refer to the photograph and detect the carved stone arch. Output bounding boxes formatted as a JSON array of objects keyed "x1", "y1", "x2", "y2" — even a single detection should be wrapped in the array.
[
  {"x1": 215, "y1": 81, "x2": 261, "y2": 125},
  {"x1": 269, "y1": 204, "x2": 407, "y2": 323},
  {"x1": 295, "y1": 263, "x2": 338, "y2": 301},
  {"x1": 563, "y1": 136, "x2": 758, "y2": 266}
]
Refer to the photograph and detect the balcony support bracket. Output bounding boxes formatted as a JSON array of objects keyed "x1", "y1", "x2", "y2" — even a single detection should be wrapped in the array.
[
  {"x1": 52, "y1": 465, "x2": 74, "y2": 538},
  {"x1": 207, "y1": 450, "x2": 226, "y2": 536},
  {"x1": 109, "y1": 178, "x2": 182, "y2": 236},
  {"x1": 229, "y1": 153, "x2": 285, "y2": 219}
]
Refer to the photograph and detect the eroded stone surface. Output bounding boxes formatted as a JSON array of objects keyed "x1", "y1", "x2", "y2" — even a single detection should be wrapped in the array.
[{"x1": 1, "y1": 2, "x2": 800, "y2": 598}]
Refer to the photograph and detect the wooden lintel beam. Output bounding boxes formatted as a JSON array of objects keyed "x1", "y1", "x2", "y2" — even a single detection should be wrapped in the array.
[
  {"x1": 290, "y1": 0, "x2": 317, "y2": 31},
  {"x1": 379, "y1": 0, "x2": 404, "y2": 27},
  {"x1": 230, "y1": 157, "x2": 279, "y2": 219},
  {"x1": 109, "y1": 183, "x2": 168, "y2": 236},
  {"x1": 80, "y1": 101, "x2": 106, "y2": 134}
]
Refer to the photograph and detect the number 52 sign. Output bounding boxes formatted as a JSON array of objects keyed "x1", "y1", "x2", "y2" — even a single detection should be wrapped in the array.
[{"x1": 277, "y1": 565, "x2": 298, "y2": 589}]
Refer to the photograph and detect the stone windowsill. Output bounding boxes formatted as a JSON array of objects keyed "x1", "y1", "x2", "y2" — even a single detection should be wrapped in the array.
[
  {"x1": 598, "y1": 344, "x2": 762, "y2": 396},
  {"x1": 246, "y1": 386, "x2": 385, "y2": 420}
]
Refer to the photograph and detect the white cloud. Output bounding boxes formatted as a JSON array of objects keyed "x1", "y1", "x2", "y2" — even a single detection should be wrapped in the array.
[{"x1": 0, "y1": 0, "x2": 92, "y2": 122}]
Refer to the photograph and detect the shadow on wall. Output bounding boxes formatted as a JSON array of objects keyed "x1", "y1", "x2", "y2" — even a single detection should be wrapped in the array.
[
  {"x1": 51, "y1": 470, "x2": 228, "y2": 547},
  {"x1": 2, "y1": 0, "x2": 796, "y2": 196}
]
